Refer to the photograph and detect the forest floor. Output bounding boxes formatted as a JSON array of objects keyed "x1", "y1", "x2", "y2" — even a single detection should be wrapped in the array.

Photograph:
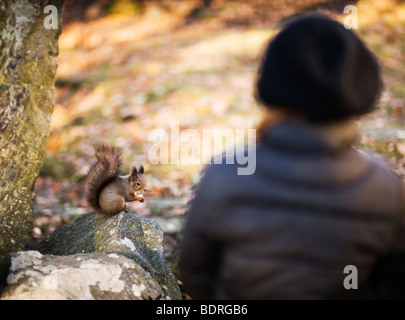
[{"x1": 28, "y1": 0, "x2": 405, "y2": 291}]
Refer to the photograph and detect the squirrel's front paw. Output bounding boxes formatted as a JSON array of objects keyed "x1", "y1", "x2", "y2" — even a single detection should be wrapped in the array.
[{"x1": 122, "y1": 206, "x2": 130, "y2": 213}]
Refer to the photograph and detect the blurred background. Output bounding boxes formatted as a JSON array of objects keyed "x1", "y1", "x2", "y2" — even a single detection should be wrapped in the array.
[{"x1": 29, "y1": 0, "x2": 405, "y2": 281}]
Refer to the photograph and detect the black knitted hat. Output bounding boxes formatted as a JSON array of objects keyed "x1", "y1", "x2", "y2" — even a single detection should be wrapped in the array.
[{"x1": 256, "y1": 14, "x2": 382, "y2": 123}]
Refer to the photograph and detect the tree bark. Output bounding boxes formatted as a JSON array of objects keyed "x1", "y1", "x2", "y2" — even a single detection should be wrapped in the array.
[{"x1": 0, "y1": 0, "x2": 64, "y2": 284}]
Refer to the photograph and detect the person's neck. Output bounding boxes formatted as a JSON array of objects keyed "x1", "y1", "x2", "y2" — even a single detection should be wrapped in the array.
[
  {"x1": 256, "y1": 107, "x2": 360, "y2": 153},
  {"x1": 256, "y1": 108, "x2": 306, "y2": 141}
]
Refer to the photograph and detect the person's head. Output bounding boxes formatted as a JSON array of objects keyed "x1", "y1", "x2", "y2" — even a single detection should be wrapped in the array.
[{"x1": 255, "y1": 14, "x2": 382, "y2": 124}]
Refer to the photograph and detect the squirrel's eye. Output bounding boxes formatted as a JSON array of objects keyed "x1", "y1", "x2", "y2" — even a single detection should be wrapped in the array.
[{"x1": 136, "y1": 182, "x2": 141, "y2": 186}]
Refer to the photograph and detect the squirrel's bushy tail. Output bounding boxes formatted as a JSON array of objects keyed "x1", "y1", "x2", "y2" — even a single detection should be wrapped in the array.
[{"x1": 85, "y1": 143, "x2": 122, "y2": 214}]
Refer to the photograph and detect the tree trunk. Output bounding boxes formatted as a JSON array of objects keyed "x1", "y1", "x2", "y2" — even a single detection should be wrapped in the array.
[{"x1": 0, "y1": 0, "x2": 64, "y2": 284}]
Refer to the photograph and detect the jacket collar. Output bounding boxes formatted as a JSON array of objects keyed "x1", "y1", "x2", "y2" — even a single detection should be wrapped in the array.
[{"x1": 261, "y1": 119, "x2": 360, "y2": 155}]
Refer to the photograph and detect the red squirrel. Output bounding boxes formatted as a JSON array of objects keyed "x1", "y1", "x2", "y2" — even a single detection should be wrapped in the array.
[{"x1": 85, "y1": 144, "x2": 147, "y2": 216}]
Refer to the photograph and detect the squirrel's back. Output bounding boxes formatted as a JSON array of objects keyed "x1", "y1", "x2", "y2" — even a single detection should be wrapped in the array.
[{"x1": 85, "y1": 144, "x2": 122, "y2": 214}]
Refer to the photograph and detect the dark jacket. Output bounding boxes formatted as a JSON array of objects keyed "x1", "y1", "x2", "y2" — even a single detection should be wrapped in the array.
[{"x1": 179, "y1": 120, "x2": 405, "y2": 299}]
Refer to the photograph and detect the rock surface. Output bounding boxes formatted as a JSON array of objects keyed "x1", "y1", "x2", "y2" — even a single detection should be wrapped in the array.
[
  {"x1": 33, "y1": 210, "x2": 182, "y2": 300},
  {"x1": 0, "y1": 0, "x2": 63, "y2": 283},
  {"x1": 1, "y1": 251, "x2": 167, "y2": 300}
]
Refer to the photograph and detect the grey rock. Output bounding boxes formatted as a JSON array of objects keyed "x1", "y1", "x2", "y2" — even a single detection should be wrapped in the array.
[
  {"x1": 35, "y1": 210, "x2": 182, "y2": 300},
  {"x1": 1, "y1": 251, "x2": 166, "y2": 300}
]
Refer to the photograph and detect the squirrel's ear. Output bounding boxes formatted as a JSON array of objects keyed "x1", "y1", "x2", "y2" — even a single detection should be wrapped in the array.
[
  {"x1": 130, "y1": 166, "x2": 138, "y2": 181},
  {"x1": 139, "y1": 164, "x2": 144, "y2": 175}
]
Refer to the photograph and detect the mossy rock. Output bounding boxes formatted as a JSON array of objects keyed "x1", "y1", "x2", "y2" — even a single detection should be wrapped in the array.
[
  {"x1": 1, "y1": 251, "x2": 166, "y2": 300},
  {"x1": 35, "y1": 210, "x2": 182, "y2": 300}
]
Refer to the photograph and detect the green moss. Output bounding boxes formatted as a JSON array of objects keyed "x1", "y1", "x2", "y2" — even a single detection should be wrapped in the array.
[{"x1": 0, "y1": 0, "x2": 64, "y2": 283}]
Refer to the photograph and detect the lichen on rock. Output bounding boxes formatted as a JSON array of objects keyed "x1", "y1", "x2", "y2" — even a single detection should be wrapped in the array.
[
  {"x1": 1, "y1": 251, "x2": 166, "y2": 300},
  {"x1": 34, "y1": 210, "x2": 182, "y2": 300}
]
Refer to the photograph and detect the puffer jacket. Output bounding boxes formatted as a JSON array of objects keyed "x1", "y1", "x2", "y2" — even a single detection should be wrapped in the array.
[{"x1": 179, "y1": 120, "x2": 405, "y2": 299}]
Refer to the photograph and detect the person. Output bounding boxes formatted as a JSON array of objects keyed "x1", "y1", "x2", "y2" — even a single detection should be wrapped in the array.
[{"x1": 178, "y1": 14, "x2": 405, "y2": 299}]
